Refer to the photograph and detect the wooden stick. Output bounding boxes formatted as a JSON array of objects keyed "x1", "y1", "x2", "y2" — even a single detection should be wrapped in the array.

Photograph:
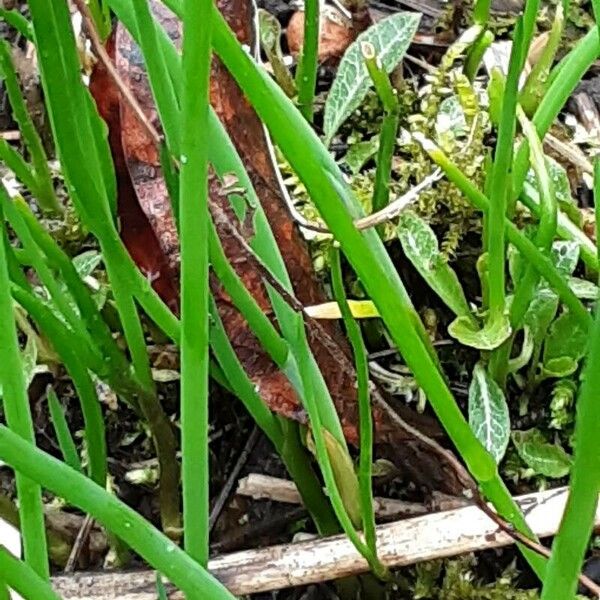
[
  {"x1": 50, "y1": 486, "x2": 600, "y2": 598},
  {"x1": 237, "y1": 473, "x2": 429, "y2": 519}
]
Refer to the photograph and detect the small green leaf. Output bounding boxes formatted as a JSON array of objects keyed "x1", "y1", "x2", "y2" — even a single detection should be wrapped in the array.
[
  {"x1": 523, "y1": 288, "x2": 559, "y2": 346},
  {"x1": 323, "y1": 12, "x2": 420, "y2": 144},
  {"x1": 508, "y1": 244, "x2": 523, "y2": 287},
  {"x1": 568, "y1": 277, "x2": 598, "y2": 300},
  {"x1": 258, "y1": 9, "x2": 296, "y2": 97},
  {"x1": 468, "y1": 363, "x2": 510, "y2": 463},
  {"x1": 550, "y1": 241, "x2": 580, "y2": 278},
  {"x1": 543, "y1": 310, "x2": 588, "y2": 375},
  {"x1": 343, "y1": 136, "x2": 379, "y2": 174},
  {"x1": 22, "y1": 335, "x2": 38, "y2": 388},
  {"x1": 487, "y1": 67, "x2": 505, "y2": 127},
  {"x1": 449, "y1": 314, "x2": 511, "y2": 350},
  {"x1": 398, "y1": 211, "x2": 472, "y2": 318},
  {"x1": 525, "y1": 157, "x2": 573, "y2": 209},
  {"x1": 543, "y1": 356, "x2": 578, "y2": 378},
  {"x1": 508, "y1": 326, "x2": 534, "y2": 373},
  {"x1": 512, "y1": 429, "x2": 572, "y2": 478},
  {"x1": 435, "y1": 96, "x2": 467, "y2": 152},
  {"x1": 72, "y1": 250, "x2": 103, "y2": 279}
]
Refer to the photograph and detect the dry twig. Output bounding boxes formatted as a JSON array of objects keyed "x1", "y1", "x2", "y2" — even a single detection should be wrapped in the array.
[{"x1": 50, "y1": 486, "x2": 600, "y2": 598}]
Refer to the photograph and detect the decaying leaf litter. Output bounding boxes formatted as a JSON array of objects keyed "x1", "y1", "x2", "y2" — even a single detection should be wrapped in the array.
[{"x1": 1, "y1": 0, "x2": 600, "y2": 597}]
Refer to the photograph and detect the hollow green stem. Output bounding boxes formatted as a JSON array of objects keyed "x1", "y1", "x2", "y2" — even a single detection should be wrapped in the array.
[
  {"x1": 0, "y1": 213, "x2": 48, "y2": 580},
  {"x1": 519, "y1": 3, "x2": 564, "y2": 117},
  {"x1": 10, "y1": 284, "x2": 107, "y2": 487},
  {"x1": 0, "y1": 140, "x2": 39, "y2": 193},
  {"x1": 0, "y1": 427, "x2": 236, "y2": 599},
  {"x1": 486, "y1": 19, "x2": 524, "y2": 325},
  {"x1": 294, "y1": 322, "x2": 389, "y2": 580},
  {"x1": 0, "y1": 547, "x2": 59, "y2": 600},
  {"x1": 209, "y1": 297, "x2": 339, "y2": 536},
  {"x1": 0, "y1": 9, "x2": 33, "y2": 40},
  {"x1": 179, "y1": 0, "x2": 212, "y2": 564},
  {"x1": 596, "y1": 160, "x2": 600, "y2": 267},
  {"x1": 362, "y1": 42, "x2": 397, "y2": 114},
  {"x1": 1, "y1": 192, "x2": 85, "y2": 340},
  {"x1": 540, "y1": 303, "x2": 600, "y2": 598},
  {"x1": 47, "y1": 388, "x2": 84, "y2": 474},
  {"x1": 464, "y1": 30, "x2": 494, "y2": 81},
  {"x1": 472, "y1": 0, "x2": 491, "y2": 25},
  {"x1": 296, "y1": 0, "x2": 319, "y2": 122},
  {"x1": 518, "y1": 185, "x2": 598, "y2": 272},
  {"x1": 511, "y1": 27, "x2": 599, "y2": 214},
  {"x1": 278, "y1": 420, "x2": 340, "y2": 536},
  {"x1": 130, "y1": 0, "x2": 181, "y2": 155},
  {"x1": 330, "y1": 246, "x2": 377, "y2": 556},
  {"x1": 0, "y1": 41, "x2": 61, "y2": 214},
  {"x1": 209, "y1": 297, "x2": 283, "y2": 447},
  {"x1": 362, "y1": 42, "x2": 399, "y2": 221},
  {"x1": 489, "y1": 109, "x2": 558, "y2": 385}
]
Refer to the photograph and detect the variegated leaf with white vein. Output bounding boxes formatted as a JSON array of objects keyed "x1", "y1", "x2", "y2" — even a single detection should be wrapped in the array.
[
  {"x1": 323, "y1": 12, "x2": 420, "y2": 144},
  {"x1": 468, "y1": 363, "x2": 510, "y2": 463}
]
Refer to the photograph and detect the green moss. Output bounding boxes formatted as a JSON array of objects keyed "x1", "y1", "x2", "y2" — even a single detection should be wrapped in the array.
[{"x1": 403, "y1": 555, "x2": 540, "y2": 599}]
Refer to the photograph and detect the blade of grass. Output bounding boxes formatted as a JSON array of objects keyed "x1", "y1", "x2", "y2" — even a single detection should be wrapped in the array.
[
  {"x1": 179, "y1": 0, "x2": 212, "y2": 564},
  {"x1": 47, "y1": 388, "x2": 83, "y2": 474},
  {"x1": 296, "y1": 0, "x2": 319, "y2": 122},
  {"x1": 293, "y1": 320, "x2": 388, "y2": 579},
  {"x1": 0, "y1": 41, "x2": 61, "y2": 214},
  {"x1": 0, "y1": 426, "x2": 236, "y2": 599},
  {"x1": 489, "y1": 109, "x2": 558, "y2": 385},
  {"x1": 0, "y1": 9, "x2": 33, "y2": 41},
  {"x1": 511, "y1": 27, "x2": 600, "y2": 215},
  {"x1": 330, "y1": 246, "x2": 377, "y2": 556},
  {"x1": 0, "y1": 547, "x2": 59, "y2": 600},
  {"x1": 540, "y1": 299, "x2": 600, "y2": 598},
  {"x1": 209, "y1": 297, "x2": 339, "y2": 535},
  {"x1": 130, "y1": 0, "x2": 181, "y2": 156},
  {"x1": 0, "y1": 139, "x2": 39, "y2": 193},
  {"x1": 9, "y1": 284, "x2": 107, "y2": 486},
  {"x1": 486, "y1": 19, "x2": 524, "y2": 327},
  {"x1": 362, "y1": 42, "x2": 399, "y2": 224},
  {"x1": 0, "y1": 210, "x2": 48, "y2": 579}
]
